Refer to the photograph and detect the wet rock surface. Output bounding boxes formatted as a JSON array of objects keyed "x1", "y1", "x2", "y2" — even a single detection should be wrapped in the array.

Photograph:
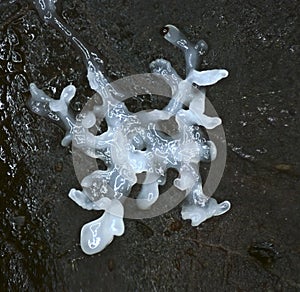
[{"x1": 0, "y1": 0, "x2": 299, "y2": 291}]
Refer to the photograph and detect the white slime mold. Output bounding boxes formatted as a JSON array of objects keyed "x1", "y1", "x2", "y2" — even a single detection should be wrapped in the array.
[{"x1": 29, "y1": 1, "x2": 231, "y2": 254}]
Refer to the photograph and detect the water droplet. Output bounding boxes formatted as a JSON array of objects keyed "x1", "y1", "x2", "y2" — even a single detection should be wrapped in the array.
[
  {"x1": 7, "y1": 28, "x2": 19, "y2": 46},
  {"x1": 11, "y1": 50, "x2": 22, "y2": 63}
]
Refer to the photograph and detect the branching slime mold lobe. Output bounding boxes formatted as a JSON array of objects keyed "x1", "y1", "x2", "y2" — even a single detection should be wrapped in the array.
[{"x1": 29, "y1": 0, "x2": 231, "y2": 255}]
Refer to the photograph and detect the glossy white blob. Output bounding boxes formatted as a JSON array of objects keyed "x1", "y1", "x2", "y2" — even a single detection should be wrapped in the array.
[
  {"x1": 187, "y1": 69, "x2": 229, "y2": 86},
  {"x1": 80, "y1": 198, "x2": 124, "y2": 255},
  {"x1": 136, "y1": 181, "x2": 159, "y2": 210},
  {"x1": 82, "y1": 111, "x2": 96, "y2": 129},
  {"x1": 181, "y1": 198, "x2": 231, "y2": 226}
]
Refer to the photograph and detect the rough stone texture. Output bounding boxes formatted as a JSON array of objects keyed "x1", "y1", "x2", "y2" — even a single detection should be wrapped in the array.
[{"x1": 0, "y1": 0, "x2": 299, "y2": 291}]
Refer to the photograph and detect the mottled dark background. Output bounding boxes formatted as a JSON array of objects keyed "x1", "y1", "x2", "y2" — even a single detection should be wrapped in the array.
[{"x1": 0, "y1": 0, "x2": 299, "y2": 291}]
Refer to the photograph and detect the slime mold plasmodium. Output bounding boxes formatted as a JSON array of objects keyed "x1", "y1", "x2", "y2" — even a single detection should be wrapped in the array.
[{"x1": 29, "y1": 0, "x2": 231, "y2": 255}]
